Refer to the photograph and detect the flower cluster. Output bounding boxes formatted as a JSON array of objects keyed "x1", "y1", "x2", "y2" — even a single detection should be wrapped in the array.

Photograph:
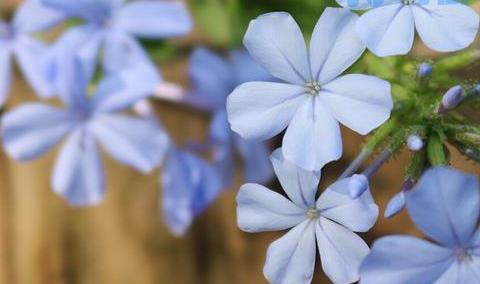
[
  {"x1": 1, "y1": 0, "x2": 480, "y2": 283},
  {"x1": 0, "y1": 0, "x2": 277, "y2": 236},
  {"x1": 227, "y1": 2, "x2": 480, "y2": 284}
]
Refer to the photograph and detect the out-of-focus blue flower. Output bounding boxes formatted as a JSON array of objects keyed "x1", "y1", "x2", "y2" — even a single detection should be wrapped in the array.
[
  {"x1": 237, "y1": 148, "x2": 378, "y2": 284},
  {"x1": 0, "y1": 0, "x2": 64, "y2": 105},
  {"x1": 188, "y1": 47, "x2": 274, "y2": 186},
  {"x1": 1, "y1": 58, "x2": 168, "y2": 206},
  {"x1": 360, "y1": 166, "x2": 480, "y2": 283},
  {"x1": 161, "y1": 146, "x2": 222, "y2": 236},
  {"x1": 42, "y1": 0, "x2": 192, "y2": 83},
  {"x1": 227, "y1": 8, "x2": 393, "y2": 171},
  {"x1": 338, "y1": 0, "x2": 480, "y2": 57}
]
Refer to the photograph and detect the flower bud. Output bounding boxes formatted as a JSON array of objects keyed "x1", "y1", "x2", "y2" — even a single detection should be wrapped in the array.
[
  {"x1": 348, "y1": 174, "x2": 369, "y2": 199},
  {"x1": 417, "y1": 63, "x2": 432, "y2": 78},
  {"x1": 384, "y1": 178, "x2": 414, "y2": 219},
  {"x1": 407, "y1": 135, "x2": 423, "y2": 151},
  {"x1": 439, "y1": 85, "x2": 464, "y2": 112},
  {"x1": 384, "y1": 191, "x2": 406, "y2": 219}
]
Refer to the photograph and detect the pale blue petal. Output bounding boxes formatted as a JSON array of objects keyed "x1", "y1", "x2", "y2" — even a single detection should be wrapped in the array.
[
  {"x1": 270, "y1": 148, "x2": 320, "y2": 209},
  {"x1": 212, "y1": 143, "x2": 234, "y2": 187},
  {"x1": 91, "y1": 114, "x2": 168, "y2": 173},
  {"x1": 102, "y1": 30, "x2": 155, "y2": 74},
  {"x1": 189, "y1": 47, "x2": 233, "y2": 107},
  {"x1": 76, "y1": 31, "x2": 103, "y2": 80},
  {"x1": 434, "y1": 262, "x2": 462, "y2": 284},
  {"x1": 227, "y1": 81, "x2": 307, "y2": 140},
  {"x1": 14, "y1": 36, "x2": 54, "y2": 98},
  {"x1": 230, "y1": 49, "x2": 272, "y2": 85},
  {"x1": 92, "y1": 62, "x2": 160, "y2": 114},
  {"x1": 161, "y1": 149, "x2": 222, "y2": 236},
  {"x1": 321, "y1": 74, "x2": 392, "y2": 135},
  {"x1": 43, "y1": 27, "x2": 98, "y2": 108},
  {"x1": 52, "y1": 129, "x2": 105, "y2": 207},
  {"x1": 263, "y1": 220, "x2": 316, "y2": 284},
  {"x1": 13, "y1": 0, "x2": 64, "y2": 33},
  {"x1": 236, "y1": 183, "x2": 306, "y2": 233},
  {"x1": 359, "y1": 236, "x2": 455, "y2": 284},
  {"x1": 412, "y1": 1, "x2": 479, "y2": 52},
  {"x1": 210, "y1": 109, "x2": 230, "y2": 144},
  {"x1": 243, "y1": 12, "x2": 310, "y2": 84},
  {"x1": 310, "y1": 8, "x2": 365, "y2": 84},
  {"x1": 471, "y1": 230, "x2": 480, "y2": 247},
  {"x1": 0, "y1": 47, "x2": 11, "y2": 106},
  {"x1": 336, "y1": 0, "x2": 401, "y2": 9},
  {"x1": 335, "y1": 0, "x2": 374, "y2": 10},
  {"x1": 356, "y1": 4, "x2": 415, "y2": 57},
  {"x1": 406, "y1": 166, "x2": 480, "y2": 247},
  {"x1": 235, "y1": 135, "x2": 274, "y2": 184},
  {"x1": 42, "y1": 0, "x2": 113, "y2": 24},
  {"x1": 316, "y1": 217, "x2": 370, "y2": 284},
  {"x1": 41, "y1": 26, "x2": 91, "y2": 96},
  {"x1": 317, "y1": 177, "x2": 378, "y2": 232},
  {"x1": 209, "y1": 110, "x2": 234, "y2": 186},
  {"x1": 457, "y1": 257, "x2": 480, "y2": 283},
  {"x1": 283, "y1": 97, "x2": 342, "y2": 171},
  {"x1": 2, "y1": 104, "x2": 74, "y2": 161},
  {"x1": 113, "y1": 1, "x2": 192, "y2": 38}
]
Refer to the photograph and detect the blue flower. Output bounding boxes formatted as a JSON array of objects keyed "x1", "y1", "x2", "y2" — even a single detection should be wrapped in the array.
[
  {"x1": 188, "y1": 47, "x2": 274, "y2": 186},
  {"x1": 161, "y1": 146, "x2": 222, "y2": 236},
  {"x1": 0, "y1": 0, "x2": 64, "y2": 104},
  {"x1": 360, "y1": 166, "x2": 480, "y2": 283},
  {"x1": 236, "y1": 148, "x2": 379, "y2": 284},
  {"x1": 1, "y1": 58, "x2": 168, "y2": 206},
  {"x1": 227, "y1": 8, "x2": 393, "y2": 171},
  {"x1": 338, "y1": 0, "x2": 480, "y2": 56},
  {"x1": 42, "y1": 0, "x2": 192, "y2": 77}
]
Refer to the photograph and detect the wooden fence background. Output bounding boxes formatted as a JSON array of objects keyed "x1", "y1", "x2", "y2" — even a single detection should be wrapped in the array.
[{"x1": 0, "y1": 1, "x2": 479, "y2": 283}]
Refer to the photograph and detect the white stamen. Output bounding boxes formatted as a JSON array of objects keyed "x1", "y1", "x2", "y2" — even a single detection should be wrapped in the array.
[
  {"x1": 306, "y1": 208, "x2": 319, "y2": 219},
  {"x1": 305, "y1": 81, "x2": 321, "y2": 96}
]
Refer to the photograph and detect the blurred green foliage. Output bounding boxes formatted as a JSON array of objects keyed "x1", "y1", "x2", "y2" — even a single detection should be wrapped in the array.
[{"x1": 190, "y1": 0, "x2": 336, "y2": 47}]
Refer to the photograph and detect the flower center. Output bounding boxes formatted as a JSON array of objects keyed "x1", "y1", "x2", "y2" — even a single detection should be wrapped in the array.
[
  {"x1": 306, "y1": 208, "x2": 319, "y2": 219},
  {"x1": 403, "y1": 0, "x2": 415, "y2": 5},
  {"x1": 305, "y1": 81, "x2": 321, "y2": 96},
  {"x1": 455, "y1": 248, "x2": 474, "y2": 264}
]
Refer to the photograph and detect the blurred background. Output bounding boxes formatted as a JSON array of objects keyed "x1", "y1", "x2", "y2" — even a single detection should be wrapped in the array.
[{"x1": 0, "y1": 0, "x2": 479, "y2": 283}]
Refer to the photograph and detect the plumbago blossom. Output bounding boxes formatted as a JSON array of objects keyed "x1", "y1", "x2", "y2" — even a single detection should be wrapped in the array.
[
  {"x1": 0, "y1": 0, "x2": 63, "y2": 104},
  {"x1": 337, "y1": 0, "x2": 480, "y2": 56},
  {"x1": 360, "y1": 167, "x2": 480, "y2": 283},
  {"x1": 134, "y1": 93, "x2": 223, "y2": 236},
  {"x1": 1, "y1": 58, "x2": 168, "y2": 206},
  {"x1": 227, "y1": 8, "x2": 393, "y2": 171},
  {"x1": 237, "y1": 149, "x2": 378, "y2": 284},
  {"x1": 42, "y1": 0, "x2": 192, "y2": 77},
  {"x1": 161, "y1": 145, "x2": 222, "y2": 236},
  {"x1": 188, "y1": 47, "x2": 273, "y2": 186}
]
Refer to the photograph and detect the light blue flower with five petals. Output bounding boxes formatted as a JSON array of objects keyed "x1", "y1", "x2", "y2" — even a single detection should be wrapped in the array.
[
  {"x1": 236, "y1": 148, "x2": 379, "y2": 284},
  {"x1": 227, "y1": 8, "x2": 393, "y2": 171},
  {"x1": 188, "y1": 47, "x2": 274, "y2": 186},
  {"x1": 0, "y1": 0, "x2": 64, "y2": 105},
  {"x1": 360, "y1": 166, "x2": 480, "y2": 283},
  {"x1": 1, "y1": 58, "x2": 168, "y2": 206},
  {"x1": 337, "y1": 0, "x2": 480, "y2": 56}
]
